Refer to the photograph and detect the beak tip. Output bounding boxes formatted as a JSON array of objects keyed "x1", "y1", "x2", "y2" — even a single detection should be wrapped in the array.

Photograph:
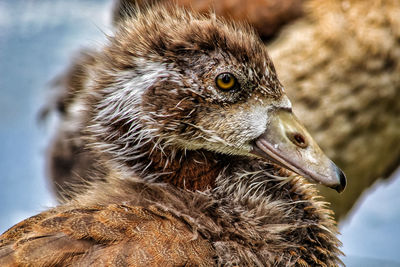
[{"x1": 332, "y1": 163, "x2": 346, "y2": 193}]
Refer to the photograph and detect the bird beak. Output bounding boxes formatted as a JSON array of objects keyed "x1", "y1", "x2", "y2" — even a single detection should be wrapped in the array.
[{"x1": 251, "y1": 109, "x2": 346, "y2": 193}]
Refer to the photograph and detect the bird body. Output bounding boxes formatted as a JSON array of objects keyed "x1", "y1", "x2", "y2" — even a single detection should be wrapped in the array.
[
  {"x1": 1, "y1": 4, "x2": 345, "y2": 266},
  {"x1": 0, "y1": 174, "x2": 341, "y2": 266}
]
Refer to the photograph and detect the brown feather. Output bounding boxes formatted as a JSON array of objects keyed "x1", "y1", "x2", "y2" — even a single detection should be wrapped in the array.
[{"x1": 1, "y1": 177, "x2": 342, "y2": 266}]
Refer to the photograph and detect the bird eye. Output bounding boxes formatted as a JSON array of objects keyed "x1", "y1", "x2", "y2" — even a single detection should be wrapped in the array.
[{"x1": 215, "y1": 73, "x2": 238, "y2": 91}]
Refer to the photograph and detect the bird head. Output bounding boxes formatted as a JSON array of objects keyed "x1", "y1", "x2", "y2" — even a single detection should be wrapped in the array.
[{"x1": 89, "y1": 6, "x2": 346, "y2": 192}]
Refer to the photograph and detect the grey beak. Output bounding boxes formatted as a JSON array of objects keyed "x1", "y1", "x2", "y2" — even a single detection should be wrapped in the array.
[{"x1": 251, "y1": 109, "x2": 346, "y2": 193}]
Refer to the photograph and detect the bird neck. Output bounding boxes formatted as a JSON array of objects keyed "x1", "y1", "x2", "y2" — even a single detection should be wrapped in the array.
[
  {"x1": 120, "y1": 141, "x2": 232, "y2": 191},
  {"x1": 119, "y1": 144, "x2": 343, "y2": 265},
  {"x1": 113, "y1": 134, "x2": 286, "y2": 194},
  {"x1": 151, "y1": 149, "x2": 227, "y2": 191}
]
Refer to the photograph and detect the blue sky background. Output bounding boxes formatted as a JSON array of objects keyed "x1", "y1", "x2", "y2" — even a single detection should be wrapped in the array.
[{"x1": 0, "y1": 1, "x2": 399, "y2": 266}]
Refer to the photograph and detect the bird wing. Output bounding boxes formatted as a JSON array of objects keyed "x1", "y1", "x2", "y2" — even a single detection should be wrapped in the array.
[{"x1": 0, "y1": 204, "x2": 214, "y2": 266}]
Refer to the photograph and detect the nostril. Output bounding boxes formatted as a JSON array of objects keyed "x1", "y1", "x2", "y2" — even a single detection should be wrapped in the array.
[
  {"x1": 294, "y1": 134, "x2": 305, "y2": 145},
  {"x1": 287, "y1": 132, "x2": 308, "y2": 148}
]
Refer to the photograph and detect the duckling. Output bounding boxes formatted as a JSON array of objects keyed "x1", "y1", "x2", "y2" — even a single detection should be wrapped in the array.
[
  {"x1": 1, "y1": 5, "x2": 346, "y2": 266},
  {"x1": 48, "y1": 0, "x2": 400, "y2": 221},
  {"x1": 46, "y1": 0, "x2": 304, "y2": 200}
]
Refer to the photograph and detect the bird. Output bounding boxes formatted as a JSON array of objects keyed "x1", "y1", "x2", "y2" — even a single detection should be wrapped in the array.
[
  {"x1": 268, "y1": 0, "x2": 400, "y2": 219},
  {"x1": 45, "y1": 0, "x2": 305, "y2": 201},
  {"x1": 46, "y1": 0, "x2": 400, "y2": 221},
  {"x1": 1, "y1": 4, "x2": 346, "y2": 266}
]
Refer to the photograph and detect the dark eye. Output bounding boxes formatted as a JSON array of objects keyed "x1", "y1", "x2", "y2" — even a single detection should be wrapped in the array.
[{"x1": 215, "y1": 72, "x2": 238, "y2": 91}]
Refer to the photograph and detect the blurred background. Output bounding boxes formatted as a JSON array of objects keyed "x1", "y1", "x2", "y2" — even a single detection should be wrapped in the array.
[{"x1": 0, "y1": 0, "x2": 399, "y2": 266}]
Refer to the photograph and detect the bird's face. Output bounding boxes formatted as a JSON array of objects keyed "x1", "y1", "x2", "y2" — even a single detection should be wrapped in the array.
[
  {"x1": 94, "y1": 9, "x2": 345, "y2": 191},
  {"x1": 140, "y1": 49, "x2": 345, "y2": 192}
]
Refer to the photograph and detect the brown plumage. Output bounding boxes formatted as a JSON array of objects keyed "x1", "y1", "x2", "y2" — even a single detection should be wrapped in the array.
[
  {"x1": 0, "y1": 175, "x2": 341, "y2": 266},
  {"x1": 2, "y1": 4, "x2": 345, "y2": 266},
  {"x1": 0, "y1": 180, "x2": 215, "y2": 266}
]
